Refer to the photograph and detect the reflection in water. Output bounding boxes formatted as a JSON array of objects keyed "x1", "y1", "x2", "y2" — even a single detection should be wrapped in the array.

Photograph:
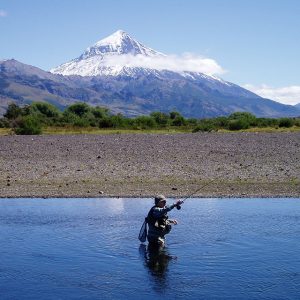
[
  {"x1": 105, "y1": 197, "x2": 125, "y2": 214},
  {"x1": 139, "y1": 244, "x2": 176, "y2": 292}
]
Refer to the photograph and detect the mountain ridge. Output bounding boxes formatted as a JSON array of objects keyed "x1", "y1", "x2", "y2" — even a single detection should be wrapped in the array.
[{"x1": 1, "y1": 30, "x2": 300, "y2": 118}]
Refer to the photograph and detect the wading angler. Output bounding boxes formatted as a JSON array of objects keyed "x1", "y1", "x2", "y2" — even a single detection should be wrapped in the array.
[{"x1": 139, "y1": 195, "x2": 183, "y2": 247}]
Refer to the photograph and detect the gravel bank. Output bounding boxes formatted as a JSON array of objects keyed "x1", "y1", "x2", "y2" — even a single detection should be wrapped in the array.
[{"x1": 0, "y1": 132, "x2": 299, "y2": 198}]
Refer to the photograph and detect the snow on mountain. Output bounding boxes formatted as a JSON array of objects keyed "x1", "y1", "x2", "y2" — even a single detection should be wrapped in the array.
[
  {"x1": 50, "y1": 30, "x2": 259, "y2": 100},
  {"x1": 80, "y1": 30, "x2": 163, "y2": 58},
  {"x1": 51, "y1": 30, "x2": 166, "y2": 77},
  {"x1": 51, "y1": 30, "x2": 226, "y2": 79}
]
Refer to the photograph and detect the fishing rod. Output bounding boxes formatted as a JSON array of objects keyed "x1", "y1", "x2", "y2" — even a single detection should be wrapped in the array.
[
  {"x1": 138, "y1": 180, "x2": 215, "y2": 242},
  {"x1": 176, "y1": 180, "x2": 213, "y2": 210}
]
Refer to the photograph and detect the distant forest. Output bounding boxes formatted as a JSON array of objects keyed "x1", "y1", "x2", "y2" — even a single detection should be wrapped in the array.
[{"x1": 1, "y1": 102, "x2": 299, "y2": 135}]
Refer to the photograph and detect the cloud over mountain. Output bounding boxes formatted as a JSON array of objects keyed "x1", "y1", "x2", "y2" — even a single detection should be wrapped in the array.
[
  {"x1": 244, "y1": 84, "x2": 300, "y2": 105},
  {"x1": 102, "y1": 52, "x2": 225, "y2": 75},
  {"x1": 51, "y1": 30, "x2": 225, "y2": 76}
]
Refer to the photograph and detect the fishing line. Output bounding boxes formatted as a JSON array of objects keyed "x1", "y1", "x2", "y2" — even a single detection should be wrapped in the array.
[{"x1": 176, "y1": 180, "x2": 214, "y2": 210}]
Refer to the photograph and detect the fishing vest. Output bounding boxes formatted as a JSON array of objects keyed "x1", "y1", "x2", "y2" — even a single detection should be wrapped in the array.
[{"x1": 146, "y1": 206, "x2": 170, "y2": 232}]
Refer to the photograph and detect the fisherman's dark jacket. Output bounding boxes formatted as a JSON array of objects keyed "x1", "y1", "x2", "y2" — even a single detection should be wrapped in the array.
[{"x1": 146, "y1": 205, "x2": 176, "y2": 242}]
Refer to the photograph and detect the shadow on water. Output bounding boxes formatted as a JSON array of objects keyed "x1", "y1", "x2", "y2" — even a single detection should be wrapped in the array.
[{"x1": 139, "y1": 243, "x2": 176, "y2": 293}]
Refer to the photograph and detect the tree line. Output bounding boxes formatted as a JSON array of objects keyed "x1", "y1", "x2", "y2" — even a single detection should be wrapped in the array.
[{"x1": 0, "y1": 102, "x2": 299, "y2": 134}]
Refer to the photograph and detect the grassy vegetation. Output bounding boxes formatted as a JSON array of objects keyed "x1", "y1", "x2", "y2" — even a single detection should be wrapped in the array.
[
  {"x1": 43, "y1": 126, "x2": 191, "y2": 135},
  {"x1": 0, "y1": 102, "x2": 299, "y2": 135},
  {"x1": 218, "y1": 126, "x2": 300, "y2": 133},
  {"x1": 0, "y1": 128, "x2": 12, "y2": 135}
]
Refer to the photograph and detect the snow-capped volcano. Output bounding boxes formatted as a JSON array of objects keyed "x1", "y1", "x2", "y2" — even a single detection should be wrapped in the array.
[
  {"x1": 80, "y1": 30, "x2": 163, "y2": 58},
  {"x1": 51, "y1": 30, "x2": 165, "y2": 76},
  {"x1": 50, "y1": 30, "x2": 259, "y2": 99},
  {"x1": 42, "y1": 30, "x2": 300, "y2": 119}
]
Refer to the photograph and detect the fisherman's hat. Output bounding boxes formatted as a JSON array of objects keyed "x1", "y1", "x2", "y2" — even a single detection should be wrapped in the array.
[{"x1": 155, "y1": 194, "x2": 166, "y2": 205}]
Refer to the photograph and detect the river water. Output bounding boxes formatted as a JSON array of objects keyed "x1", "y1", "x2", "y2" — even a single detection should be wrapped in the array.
[{"x1": 0, "y1": 198, "x2": 300, "y2": 299}]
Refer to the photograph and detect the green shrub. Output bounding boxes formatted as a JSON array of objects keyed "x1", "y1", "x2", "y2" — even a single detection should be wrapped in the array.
[
  {"x1": 229, "y1": 112, "x2": 256, "y2": 121},
  {"x1": 0, "y1": 118, "x2": 9, "y2": 128},
  {"x1": 4, "y1": 103, "x2": 22, "y2": 119},
  {"x1": 168, "y1": 111, "x2": 186, "y2": 126},
  {"x1": 110, "y1": 114, "x2": 127, "y2": 128},
  {"x1": 294, "y1": 118, "x2": 300, "y2": 127},
  {"x1": 187, "y1": 118, "x2": 198, "y2": 126},
  {"x1": 256, "y1": 118, "x2": 278, "y2": 128},
  {"x1": 214, "y1": 116, "x2": 229, "y2": 128},
  {"x1": 228, "y1": 112, "x2": 256, "y2": 128},
  {"x1": 63, "y1": 104, "x2": 112, "y2": 127},
  {"x1": 193, "y1": 119, "x2": 216, "y2": 132},
  {"x1": 228, "y1": 119, "x2": 250, "y2": 130},
  {"x1": 278, "y1": 118, "x2": 294, "y2": 128},
  {"x1": 169, "y1": 111, "x2": 181, "y2": 120},
  {"x1": 14, "y1": 116, "x2": 42, "y2": 135},
  {"x1": 62, "y1": 111, "x2": 79, "y2": 124},
  {"x1": 65, "y1": 103, "x2": 91, "y2": 117},
  {"x1": 133, "y1": 116, "x2": 156, "y2": 129},
  {"x1": 228, "y1": 112, "x2": 257, "y2": 126},
  {"x1": 172, "y1": 115, "x2": 186, "y2": 126},
  {"x1": 30, "y1": 102, "x2": 61, "y2": 118},
  {"x1": 91, "y1": 106, "x2": 110, "y2": 119},
  {"x1": 73, "y1": 117, "x2": 90, "y2": 127},
  {"x1": 150, "y1": 112, "x2": 169, "y2": 126}
]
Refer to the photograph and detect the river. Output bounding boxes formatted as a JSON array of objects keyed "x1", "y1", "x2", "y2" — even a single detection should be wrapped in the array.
[{"x1": 0, "y1": 198, "x2": 299, "y2": 299}]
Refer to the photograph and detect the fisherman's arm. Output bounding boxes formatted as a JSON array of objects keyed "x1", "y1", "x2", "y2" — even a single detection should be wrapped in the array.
[{"x1": 152, "y1": 200, "x2": 183, "y2": 218}]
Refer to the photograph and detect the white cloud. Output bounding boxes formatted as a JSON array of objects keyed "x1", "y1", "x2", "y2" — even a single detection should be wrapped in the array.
[
  {"x1": 0, "y1": 10, "x2": 7, "y2": 17},
  {"x1": 104, "y1": 52, "x2": 226, "y2": 76},
  {"x1": 243, "y1": 84, "x2": 300, "y2": 105}
]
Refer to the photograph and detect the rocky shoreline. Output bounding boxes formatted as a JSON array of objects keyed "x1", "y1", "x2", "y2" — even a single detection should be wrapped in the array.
[{"x1": 0, "y1": 132, "x2": 299, "y2": 198}]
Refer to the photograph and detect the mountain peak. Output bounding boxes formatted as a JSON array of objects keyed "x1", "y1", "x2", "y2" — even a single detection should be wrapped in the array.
[
  {"x1": 80, "y1": 30, "x2": 161, "y2": 59},
  {"x1": 51, "y1": 30, "x2": 165, "y2": 76},
  {"x1": 103, "y1": 29, "x2": 129, "y2": 39},
  {"x1": 93, "y1": 30, "x2": 131, "y2": 48}
]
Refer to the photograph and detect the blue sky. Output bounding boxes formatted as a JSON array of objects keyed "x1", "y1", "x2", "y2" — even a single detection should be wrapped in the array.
[{"x1": 1, "y1": 0, "x2": 300, "y2": 104}]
